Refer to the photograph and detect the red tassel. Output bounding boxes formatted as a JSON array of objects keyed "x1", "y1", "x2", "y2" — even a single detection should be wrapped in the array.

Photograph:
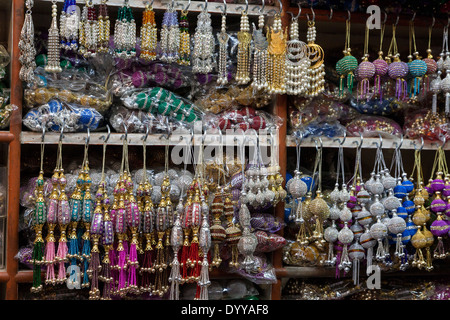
[{"x1": 188, "y1": 241, "x2": 200, "y2": 282}]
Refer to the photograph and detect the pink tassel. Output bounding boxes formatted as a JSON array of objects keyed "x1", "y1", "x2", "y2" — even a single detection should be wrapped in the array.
[
  {"x1": 127, "y1": 242, "x2": 138, "y2": 294},
  {"x1": 117, "y1": 245, "x2": 127, "y2": 295},
  {"x1": 109, "y1": 246, "x2": 118, "y2": 294},
  {"x1": 45, "y1": 240, "x2": 56, "y2": 285},
  {"x1": 56, "y1": 240, "x2": 68, "y2": 283}
]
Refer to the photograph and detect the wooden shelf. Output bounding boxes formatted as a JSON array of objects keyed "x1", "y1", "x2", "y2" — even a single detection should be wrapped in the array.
[
  {"x1": 37, "y1": 0, "x2": 279, "y2": 16},
  {"x1": 286, "y1": 135, "x2": 446, "y2": 150},
  {"x1": 0, "y1": 270, "x2": 10, "y2": 282},
  {"x1": 0, "y1": 131, "x2": 14, "y2": 143}
]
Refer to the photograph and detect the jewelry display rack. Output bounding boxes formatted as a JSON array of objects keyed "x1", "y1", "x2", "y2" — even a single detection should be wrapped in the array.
[{"x1": 0, "y1": 0, "x2": 449, "y2": 300}]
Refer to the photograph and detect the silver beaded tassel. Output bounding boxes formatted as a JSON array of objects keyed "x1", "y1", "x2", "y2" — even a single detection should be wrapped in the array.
[
  {"x1": 251, "y1": 14, "x2": 268, "y2": 91},
  {"x1": 60, "y1": 0, "x2": 79, "y2": 51},
  {"x1": 285, "y1": 17, "x2": 309, "y2": 95},
  {"x1": 216, "y1": 13, "x2": 229, "y2": 85},
  {"x1": 113, "y1": 0, "x2": 137, "y2": 59},
  {"x1": 192, "y1": 8, "x2": 215, "y2": 74},
  {"x1": 45, "y1": 0, "x2": 62, "y2": 73},
  {"x1": 19, "y1": 0, "x2": 37, "y2": 82}
]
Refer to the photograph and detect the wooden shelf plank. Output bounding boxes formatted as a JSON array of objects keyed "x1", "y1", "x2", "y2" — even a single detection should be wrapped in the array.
[
  {"x1": 286, "y1": 135, "x2": 446, "y2": 150},
  {"x1": 0, "y1": 131, "x2": 14, "y2": 143},
  {"x1": 0, "y1": 270, "x2": 11, "y2": 282},
  {"x1": 38, "y1": 0, "x2": 279, "y2": 16}
]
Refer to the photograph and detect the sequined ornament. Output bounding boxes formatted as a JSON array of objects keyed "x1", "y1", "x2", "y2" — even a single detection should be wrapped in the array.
[
  {"x1": 348, "y1": 241, "x2": 364, "y2": 286},
  {"x1": 324, "y1": 221, "x2": 338, "y2": 266},
  {"x1": 192, "y1": 8, "x2": 214, "y2": 74},
  {"x1": 236, "y1": 10, "x2": 251, "y2": 85},
  {"x1": 45, "y1": 0, "x2": 62, "y2": 73},
  {"x1": 441, "y1": 65, "x2": 450, "y2": 114},
  {"x1": 60, "y1": 0, "x2": 79, "y2": 51},
  {"x1": 210, "y1": 192, "x2": 225, "y2": 268},
  {"x1": 285, "y1": 14, "x2": 309, "y2": 96},
  {"x1": 407, "y1": 20, "x2": 427, "y2": 99},
  {"x1": 423, "y1": 26, "x2": 438, "y2": 94},
  {"x1": 387, "y1": 25, "x2": 409, "y2": 101},
  {"x1": 140, "y1": 3, "x2": 157, "y2": 61},
  {"x1": 251, "y1": 13, "x2": 268, "y2": 91},
  {"x1": 113, "y1": 0, "x2": 137, "y2": 59},
  {"x1": 19, "y1": 0, "x2": 37, "y2": 82},
  {"x1": 224, "y1": 192, "x2": 241, "y2": 268},
  {"x1": 216, "y1": 12, "x2": 229, "y2": 85},
  {"x1": 176, "y1": 10, "x2": 190, "y2": 66},
  {"x1": 370, "y1": 218, "x2": 388, "y2": 262},
  {"x1": 411, "y1": 226, "x2": 427, "y2": 269},
  {"x1": 388, "y1": 209, "x2": 406, "y2": 259},
  {"x1": 266, "y1": 13, "x2": 287, "y2": 94},
  {"x1": 357, "y1": 24, "x2": 375, "y2": 101},
  {"x1": 79, "y1": 1, "x2": 98, "y2": 58},
  {"x1": 360, "y1": 227, "x2": 376, "y2": 275},
  {"x1": 97, "y1": 0, "x2": 110, "y2": 53},
  {"x1": 305, "y1": 18, "x2": 325, "y2": 97},
  {"x1": 160, "y1": 4, "x2": 180, "y2": 63},
  {"x1": 197, "y1": 212, "x2": 211, "y2": 300},
  {"x1": 30, "y1": 136, "x2": 47, "y2": 293},
  {"x1": 338, "y1": 222, "x2": 354, "y2": 273},
  {"x1": 336, "y1": 19, "x2": 357, "y2": 97}
]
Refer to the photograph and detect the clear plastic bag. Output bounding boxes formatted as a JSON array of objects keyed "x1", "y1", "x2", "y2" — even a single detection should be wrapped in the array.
[
  {"x1": 403, "y1": 109, "x2": 449, "y2": 141},
  {"x1": 250, "y1": 213, "x2": 285, "y2": 233},
  {"x1": 23, "y1": 99, "x2": 103, "y2": 132},
  {"x1": 254, "y1": 230, "x2": 287, "y2": 253},
  {"x1": 346, "y1": 115, "x2": 403, "y2": 138}
]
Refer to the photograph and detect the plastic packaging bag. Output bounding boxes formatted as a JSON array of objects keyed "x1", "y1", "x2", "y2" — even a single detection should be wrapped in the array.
[
  {"x1": 250, "y1": 213, "x2": 285, "y2": 233},
  {"x1": 346, "y1": 115, "x2": 403, "y2": 138},
  {"x1": 254, "y1": 230, "x2": 287, "y2": 253},
  {"x1": 0, "y1": 100, "x2": 17, "y2": 129},
  {"x1": 23, "y1": 99, "x2": 103, "y2": 132},
  {"x1": 403, "y1": 109, "x2": 449, "y2": 141}
]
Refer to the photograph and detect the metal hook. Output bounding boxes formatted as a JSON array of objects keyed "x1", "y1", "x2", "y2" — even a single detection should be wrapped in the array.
[
  {"x1": 383, "y1": 11, "x2": 387, "y2": 25},
  {"x1": 411, "y1": 137, "x2": 424, "y2": 151},
  {"x1": 329, "y1": 7, "x2": 333, "y2": 20},
  {"x1": 411, "y1": 11, "x2": 416, "y2": 22},
  {"x1": 394, "y1": 134, "x2": 403, "y2": 151},
  {"x1": 41, "y1": 126, "x2": 46, "y2": 143},
  {"x1": 197, "y1": 0, "x2": 208, "y2": 11},
  {"x1": 141, "y1": 124, "x2": 149, "y2": 142},
  {"x1": 100, "y1": 124, "x2": 111, "y2": 143},
  {"x1": 85, "y1": 127, "x2": 90, "y2": 146},
  {"x1": 294, "y1": 131, "x2": 304, "y2": 146},
  {"x1": 217, "y1": 0, "x2": 226, "y2": 15},
  {"x1": 431, "y1": 15, "x2": 435, "y2": 29},
  {"x1": 144, "y1": 0, "x2": 155, "y2": 8},
  {"x1": 121, "y1": 123, "x2": 128, "y2": 141},
  {"x1": 236, "y1": 0, "x2": 248, "y2": 14},
  {"x1": 267, "y1": 0, "x2": 282, "y2": 16},
  {"x1": 59, "y1": 122, "x2": 65, "y2": 142},
  {"x1": 353, "y1": 132, "x2": 364, "y2": 150},
  {"x1": 177, "y1": 0, "x2": 191, "y2": 11},
  {"x1": 347, "y1": 10, "x2": 351, "y2": 22},
  {"x1": 441, "y1": 135, "x2": 447, "y2": 149},
  {"x1": 306, "y1": 6, "x2": 315, "y2": 21},
  {"x1": 395, "y1": 15, "x2": 399, "y2": 27},
  {"x1": 333, "y1": 132, "x2": 347, "y2": 146}
]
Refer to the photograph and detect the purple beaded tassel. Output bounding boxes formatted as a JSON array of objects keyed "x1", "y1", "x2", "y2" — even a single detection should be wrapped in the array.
[
  {"x1": 89, "y1": 195, "x2": 103, "y2": 300},
  {"x1": 373, "y1": 21, "x2": 388, "y2": 101},
  {"x1": 127, "y1": 193, "x2": 140, "y2": 294}
]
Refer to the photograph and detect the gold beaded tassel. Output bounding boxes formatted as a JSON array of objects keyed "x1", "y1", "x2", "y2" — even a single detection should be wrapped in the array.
[
  {"x1": 236, "y1": 10, "x2": 251, "y2": 85},
  {"x1": 305, "y1": 18, "x2": 325, "y2": 97},
  {"x1": 140, "y1": 3, "x2": 157, "y2": 61},
  {"x1": 97, "y1": 0, "x2": 110, "y2": 53},
  {"x1": 177, "y1": 9, "x2": 190, "y2": 65},
  {"x1": 45, "y1": 0, "x2": 62, "y2": 73},
  {"x1": 266, "y1": 13, "x2": 287, "y2": 94}
]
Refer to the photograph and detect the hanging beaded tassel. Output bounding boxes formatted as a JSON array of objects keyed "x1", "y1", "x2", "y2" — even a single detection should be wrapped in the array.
[
  {"x1": 81, "y1": 154, "x2": 93, "y2": 289},
  {"x1": 178, "y1": 9, "x2": 190, "y2": 66},
  {"x1": 88, "y1": 191, "x2": 103, "y2": 299},
  {"x1": 60, "y1": 0, "x2": 79, "y2": 51},
  {"x1": 224, "y1": 191, "x2": 241, "y2": 268},
  {"x1": 387, "y1": 24, "x2": 408, "y2": 101},
  {"x1": 97, "y1": 0, "x2": 110, "y2": 53},
  {"x1": 45, "y1": 0, "x2": 62, "y2": 73},
  {"x1": 45, "y1": 168, "x2": 59, "y2": 286},
  {"x1": 169, "y1": 214, "x2": 183, "y2": 300},
  {"x1": 236, "y1": 10, "x2": 251, "y2": 85},
  {"x1": 357, "y1": 24, "x2": 375, "y2": 101},
  {"x1": 423, "y1": 24, "x2": 438, "y2": 95},
  {"x1": 114, "y1": 0, "x2": 136, "y2": 59},
  {"x1": 140, "y1": 3, "x2": 157, "y2": 61},
  {"x1": 31, "y1": 134, "x2": 47, "y2": 293},
  {"x1": 160, "y1": 4, "x2": 180, "y2": 63},
  {"x1": 373, "y1": 21, "x2": 388, "y2": 101},
  {"x1": 285, "y1": 14, "x2": 308, "y2": 96},
  {"x1": 407, "y1": 19, "x2": 427, "y2": 100},
  {"x1": 252, "y1": 13, "x2": 268, "y2": 91},
  {"x1": 197, "y1": 214, "x2": 211, "y2": 300},
  {"x1": 216, "y1": 11, "x2": 229, "y2": 85},
  {"x1": 19, "y1": 0, "x2": 37, "y2": 82},
  {"x1": 210, "y1": 191, "x2": 225, "y2": 268},
  {"x1": 305, "y1": 17, "x2": 325, "y2": 97},
  {"x1": 336, "y1": 19, "x2": 357, "y2": 97},
  {"x1": 192, "y1": 7, "x2": 214, "y2": 74},
  {"x1": 68, "y1": 171, "x2": 83, "y2": 267},
  {"x1": 56, "y1": 166, "x2": 70, "y2": 284},
  {"x1": 100, "y1": 186, "x2": 114, "y2": 299},
  {"x1": 266, "y1": 13, "x2": 287, "y2": 94},
  {"x1": 79, "y1": 0, "x2": 98, "y2": 58}
]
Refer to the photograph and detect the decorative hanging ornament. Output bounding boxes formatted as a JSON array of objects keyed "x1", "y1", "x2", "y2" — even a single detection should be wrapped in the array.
[
  {"x1": 216, "y1": 8, "x2": 229, "y2": 85},
  {"x1": 423, "y1": 22, "x2": 438, "y2": 94},
  {"x1": 30, "y1": 130, "x2": 47, "y2": 293},
  {"x1": 97, "y1": 0, "x2": 110, "y2": 54},
  {"x1": 19, "y1": 0, "x2": 37, "y2": 82},
  {"x1": 373, "y1": 20, "x2": 388, "y2": 100},
  {"x1": 192, "y1": 5, "x2": 214, "y2": 74},
  {"x1": 357, "y1": 24, "x2": 375, "y2": 101},
  {"x1": 160, "y1": 2, "x2": 180, "y2": 63},
  {"x1": 266, "y1": 12, "x2": 287, "y2": 94},
  {"x1": 178, "y1": 8, "x2": 190, "y2": 66},
  {"x1": 236, "y1": 8, "x2": 251, "y2": 85},
  {"x1": 285, "y1": 11, "x2": 309, "y2": 96},
  {"x1": 113, "y1": 0, "x2": 137, "y2": 59},
  {"x1": 407, "y1": 19, "x2": 427, "y2": 100},
  {"x1": 252, "y1": 11, "x2": 269, "y2": 91},
  {"x1": 387, "y1": 24, "x2": 408, "y2": 101},
  {"x1": 60, "y1": 0, "x2": 79, "y2": 51},
  {"x1": 140, "y1": 2, "x2": 157, "y2": 61},
  {"x1": 336, "y1": 18, "x2": 357, "y2": 97},
  {"x1": 80, "y1": 2, "x2": 98, "y2": 62},
  {"x1": 305, "y1": 14, "x2": 325, "y2": 97},
  {"x1": 45, "y1": 0, "x2": 62, "y2": 73}
]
